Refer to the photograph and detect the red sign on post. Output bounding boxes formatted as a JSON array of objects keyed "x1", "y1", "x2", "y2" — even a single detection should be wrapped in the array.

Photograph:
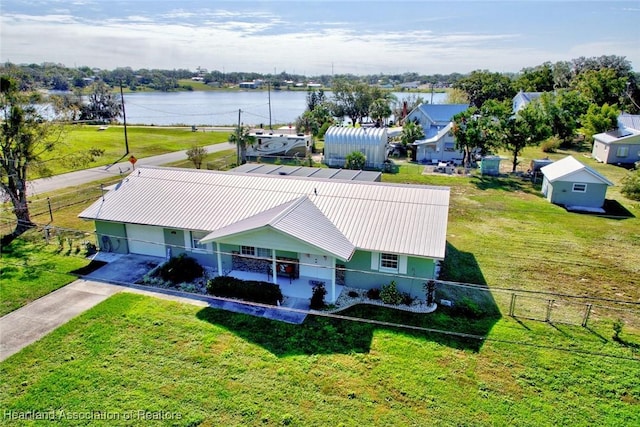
[{"x1": 129, "y1": 155, "x2": 137, "y2": 170}]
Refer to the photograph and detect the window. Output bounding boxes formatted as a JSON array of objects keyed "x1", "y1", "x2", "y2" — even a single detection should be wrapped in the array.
[
  {"x1": 240, "y1": 246, "x2": 271, "y2": 259},
  {"x1": 241, "y1": 246, "x2": 255, "y2": 256},
  {"x1": 616, "y1": 146, "x2": 629, "y2": 158},
  {"x1": 190, "y1": 231, "x2": 209, "y2": 251},
  {"x1": 572, "y1": 183, "x2": 587, "y2": 193},
  {"x1": 380, "y1": 253, "x2": 399, "y2": 271},
  {"x1": 257, "y1": 247, "x2": 271, "y2": 258}
]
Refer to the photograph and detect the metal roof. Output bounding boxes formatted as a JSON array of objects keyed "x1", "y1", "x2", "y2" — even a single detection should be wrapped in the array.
[
  {"x1": 201, "y1": 196, "x2": 355, "y2": 261},
  {"x1": 79, "y1": 166, "x2": 450, "y2": 259},
  {"x1": 415, "y1": 103, "x2": 469, "y2": 123},
  {"x1": 541, "y1": 156, "x2": 613, "y2": 185},
  {"x1": 231, "y1": 164, "x2": 381, "y2": 181},
  {"x1": 618, "y1": 113, "x2": 640, "y2": 131}
]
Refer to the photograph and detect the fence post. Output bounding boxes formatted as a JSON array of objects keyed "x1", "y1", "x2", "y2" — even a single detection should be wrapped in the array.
[
  {"x1": 582, "y1": 303, "x2": 592, "y2": 327},
  {"x1": 47, "y1": 197, "x2": 53, "y2": 222},
  {"x1": 545, "y1": 299, "x2": 554, "y2": 322},
  {"x1": 509, "y1": 293, "x2": 516, "y2": 317}
]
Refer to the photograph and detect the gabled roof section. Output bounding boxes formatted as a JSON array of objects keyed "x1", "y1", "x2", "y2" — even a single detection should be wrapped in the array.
[
  {"x1": 201, "y1": 196, "x2": 355, "y2": 261},
  {"x1": 541, "y1": 156, "x2": 613, "y2": 185},
  {"x1": 416, "y1": 103, "x2": 469, "y2": 123}
]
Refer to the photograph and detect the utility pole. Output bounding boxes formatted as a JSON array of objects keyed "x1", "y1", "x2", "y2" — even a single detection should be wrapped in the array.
[
  {"x1": 268, "y1": 81, "x2": 272, "y2": 130},
  {"x1": 119, "y1": 82, "x2": 129, "y2": 154},
  {"x1": 236, "y1": 109, "x2": 242, "y2": 165}
]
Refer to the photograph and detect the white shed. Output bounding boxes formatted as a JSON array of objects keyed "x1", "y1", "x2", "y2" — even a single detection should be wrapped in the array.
[{"x1": 324, "y1": 127, "x2": 388, "y2": 169}]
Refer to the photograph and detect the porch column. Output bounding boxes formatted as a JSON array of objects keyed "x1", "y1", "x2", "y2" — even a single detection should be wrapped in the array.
[
  {"x1": 271, "y1": 249, "x2": 278, "y2": 285},
  {"x1": 216, "y1": 242, "x2": 222, "y2": 276},
  {"x1": 330, "y1": 257, "x2": 336, "y2": 302}
]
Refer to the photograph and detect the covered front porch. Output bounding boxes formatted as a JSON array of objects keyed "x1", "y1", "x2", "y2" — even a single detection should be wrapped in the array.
[{"x1": 223, "y1": 269, "x2": 344, "y2": 304}]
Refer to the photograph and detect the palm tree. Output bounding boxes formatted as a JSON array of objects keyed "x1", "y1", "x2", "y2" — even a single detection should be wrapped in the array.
[
  {"x1": 228, "y1": 125, "x2": 255, "y2": 165},
  {"x1": 400, "y1": 121, "x2": 425, "y2": 159}
]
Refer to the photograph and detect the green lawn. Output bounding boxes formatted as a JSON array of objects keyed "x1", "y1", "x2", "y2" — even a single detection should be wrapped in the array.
[
  {"x1": 1, "y1": 140, "x2": 640, "y2": 425},
  {"x1": 0, "y1": 237, "x2": 92, "y2": 316},
  {"x1": 0, "y1": 293, "x2": 637, "y2": 426},
  {"x1": 36, "y1": 125, "x2": 231, "y2": 177}
]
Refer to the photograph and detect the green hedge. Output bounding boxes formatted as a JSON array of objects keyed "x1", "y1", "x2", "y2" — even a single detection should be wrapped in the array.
[{"x1": 206, "y1": 276, "x2": 283, "y2": 306}]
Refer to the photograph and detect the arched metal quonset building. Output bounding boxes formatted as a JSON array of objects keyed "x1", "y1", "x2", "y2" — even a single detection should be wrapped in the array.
[{"x1": 324, "y1": 126, "x2": 388, "y2": 169}]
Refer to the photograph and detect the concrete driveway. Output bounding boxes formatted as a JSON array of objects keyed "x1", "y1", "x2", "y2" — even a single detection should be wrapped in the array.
[{"x1": 1, "y1": 255, "x2": 309, "y2": 362}]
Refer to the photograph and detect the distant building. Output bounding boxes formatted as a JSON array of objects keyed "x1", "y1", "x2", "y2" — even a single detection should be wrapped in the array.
[
  {"x1": 512, "y1": 90, "x2": 543, "y2": 112},
  {"x1": 592, "y1": 113, "x2": 640, "y2": 165},
  {"x1": 405, "y1": 103, "x2": 469, "y2": 164},
  {"x1": 324, "y1": 126, "x2": 388, "y2": 169}
]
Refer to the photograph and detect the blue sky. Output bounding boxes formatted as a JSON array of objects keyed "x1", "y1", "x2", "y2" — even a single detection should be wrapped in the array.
[{"x1": 1, "y1": 1, "x2": 638, "y2": 75}]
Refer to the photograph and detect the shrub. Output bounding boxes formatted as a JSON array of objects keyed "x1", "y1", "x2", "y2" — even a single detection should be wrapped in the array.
[
  {"x1": 206, "y1": 276, "x2": 283, "y2": 305},
  {"x1": 401, "y1": 292, "x2": 415, "y2": 306},
  {"x1": 621, "y1": 169, "x2": 640, "y2": 201},
  {"x1": 541, "y1": 136, "x2": 561, "y2": 153},
  {"x1": 451, "y1": 297, "x2": 485, "y2": 319},
  {"x1": 310, "y1": 283, "x2": 327, "y2": 309},
  {"x1": 380, "y1": 281, "x2": 403, "y2": 305},
  {"x1": 613, "y1": 319, "x2": 624, "y2": 341},
  {"x1": 156, "y1": 254, "x2": 204, "y2": 284},
  {"x1": 347, "y1": 290, "x2": 359, "y2": 298},
  {"x1": 366, "y1": 288, "x2": 381, "y2": 300}
]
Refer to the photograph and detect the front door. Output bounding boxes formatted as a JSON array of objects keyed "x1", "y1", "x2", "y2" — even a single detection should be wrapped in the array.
[{"x1": 299, "y1": 253, "x2": 333, "y2": 280}]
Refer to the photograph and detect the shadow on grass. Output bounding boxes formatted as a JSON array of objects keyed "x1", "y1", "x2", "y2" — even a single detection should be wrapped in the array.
[
  {"x1": 70, "y1": 260, "x2": 107, "y2": 276},
  {"x1": 195, "y1": 242, "x2": 501, "y2": 356},
  {"x1": 470, "y1": 175, "x2": 539, "y2": 195},
  {"x1": 563, "y1": 199, "x2": 635, "y2": 219},
  {"x1": 195, "y1": 303, "x2": 499, "y2": 357},
  {"x1": 601, "y1": 199, "x2": 635, "y2": 219},
  {"x1": 439, "y1": 242, "x2": 487, "y2": 286}
]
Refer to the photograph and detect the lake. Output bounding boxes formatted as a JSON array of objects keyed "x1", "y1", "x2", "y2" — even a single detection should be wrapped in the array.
[{"x1": 120, "y1": 90, "x2": 448, "y2": 126}]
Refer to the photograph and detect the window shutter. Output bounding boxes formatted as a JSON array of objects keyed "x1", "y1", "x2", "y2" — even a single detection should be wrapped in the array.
[
  {"x1": 399, "y1": 256, "x2": 408, "y2": 274},
  {"x1": 370, "y1": 252, "x2": 379, "y2": 270}
]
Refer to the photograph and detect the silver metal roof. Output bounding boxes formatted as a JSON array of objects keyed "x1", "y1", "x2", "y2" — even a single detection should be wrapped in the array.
[
  {"x1": 541, "y1": 156, "x2": 613, "y2": 185},
  {"x1": 230, "y1": 164, "x2": 381, "y2": 181},
  {"x1": 79, "y1": 166, "x2": 450, "y2": 259},
  {"x1": 202, "y1": 196, "x2": 356, "y2": 260}
]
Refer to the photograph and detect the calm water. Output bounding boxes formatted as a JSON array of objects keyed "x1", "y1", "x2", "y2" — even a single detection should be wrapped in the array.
[{"x1": 121, "y1": 90, "x2": 448, "y2": 126}]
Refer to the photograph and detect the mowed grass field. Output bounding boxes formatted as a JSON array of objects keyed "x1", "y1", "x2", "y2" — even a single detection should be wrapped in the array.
[
  {"x1": 36, "y1": 125, "x2": 231, "y2": 177},
  {"x1": 1, "y1": 140, "x2": 639, "y2": 425},
  {"x1": 0, "y1": 293, "x2": 638, "y2": 426}
]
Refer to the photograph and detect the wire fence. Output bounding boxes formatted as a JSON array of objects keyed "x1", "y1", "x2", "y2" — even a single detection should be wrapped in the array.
[{"x1": 436, "y1": 280, "x2": 640, "y2": 332}]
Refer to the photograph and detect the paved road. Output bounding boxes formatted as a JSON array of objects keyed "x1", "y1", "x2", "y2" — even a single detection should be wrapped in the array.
[{"x1": 28, "y1": 142, "x2": 236, "y2": 196}]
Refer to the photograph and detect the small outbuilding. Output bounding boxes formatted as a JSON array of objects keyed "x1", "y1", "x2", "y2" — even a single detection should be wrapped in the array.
[
  {"x1": 479, "y1": 156, "x2": 502, "y2": 176},
  {"x1": 323, "y1": 126, "x2": 388, "y2": 169},
  {"x1": 540, "y1": 156, "x2": 613, "y2": 211}
]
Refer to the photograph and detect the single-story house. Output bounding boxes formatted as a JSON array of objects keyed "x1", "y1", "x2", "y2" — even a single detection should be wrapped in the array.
[
  {"x1": 79, "y1": 167, "x2": 450, "y2": 302},
  {"x1": 592, "y1": 113, "x2": 640, "y2": 165},
  {"x1": 404, "y1": 103, "x2": 469, "y2": 163},
  {"x1": 323, "y1": 126, "x2": 388, "y2": 169},
  {"x1": 540, "y1": 156, "x2": 613, "y2": 211},
  {"x1": 512, "y1": 90, "x2": 543, "y2": 112}
]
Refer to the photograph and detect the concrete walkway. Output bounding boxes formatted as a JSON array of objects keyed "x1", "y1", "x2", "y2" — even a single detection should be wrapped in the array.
[
  {"x1": 28, "y1": 142, "x2": 237, "y2": 196},
  {"x1": 0, "y1": 277, "x2": 309, "y2": 362}
]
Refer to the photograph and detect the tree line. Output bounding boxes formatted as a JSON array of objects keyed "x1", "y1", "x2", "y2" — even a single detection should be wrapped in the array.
[{"x1": 2, "y1": 55, "x2": 639, "y2": 244}]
